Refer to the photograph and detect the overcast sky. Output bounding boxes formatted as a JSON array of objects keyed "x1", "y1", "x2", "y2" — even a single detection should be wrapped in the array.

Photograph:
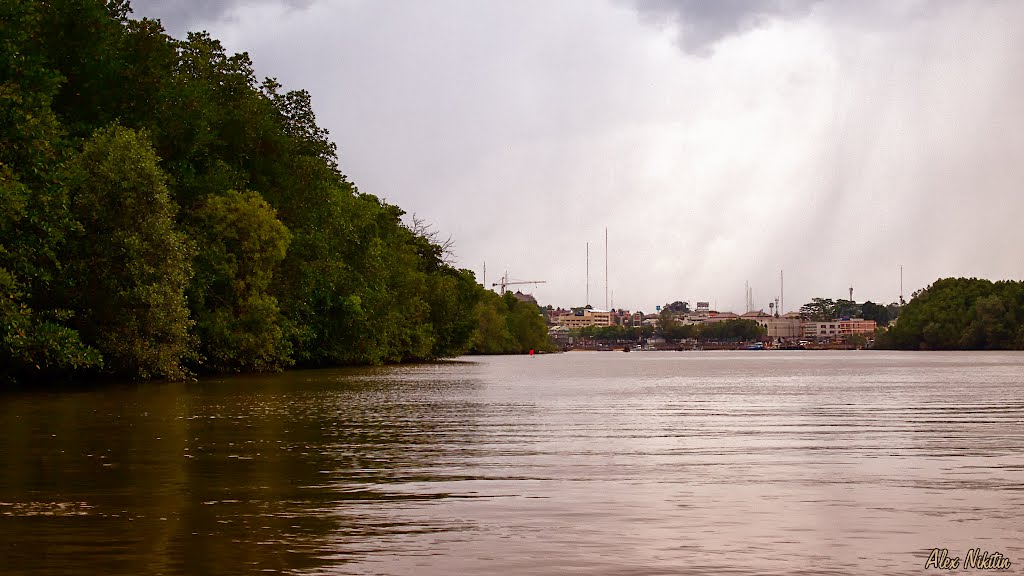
[{"x1": 131, "y1": 0, "x2": 1024, "y2": 313}]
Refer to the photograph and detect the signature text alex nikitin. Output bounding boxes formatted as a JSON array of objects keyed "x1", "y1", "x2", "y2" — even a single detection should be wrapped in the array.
[{"x1": 925, "y1": 548, "x2": 1011, "y2": 570}]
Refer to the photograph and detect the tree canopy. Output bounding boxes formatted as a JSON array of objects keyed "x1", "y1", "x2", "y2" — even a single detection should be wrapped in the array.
[
  {"x1": 1, "y1": 1, "x2": 520, "y2": 384},
  {"x1": 876, "y1": 278, "x2": 1024, "y2": 350}
]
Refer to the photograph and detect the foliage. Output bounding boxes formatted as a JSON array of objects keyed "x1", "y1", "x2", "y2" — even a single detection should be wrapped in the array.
[
  {"x1": 63, "y1": 124, "x2": 194, "y2": 380},
  {"x1": 574, "y1": 324, "x2": 652, "y2": 342},
  {"x1": 663, "y1": 301, "x2": 690, "y2": 313},
  {"x1": 657, "y1": 309, "x2": 698, "y2": 340},
  {"x1": 188, "y1": 190, "x2": 292, "y2": 372},
  {"x1": 799, "y1": 298, "x2": 866, "y2": 321},
  {"x1": 695, "y1": 319, "x2": 766, "y2": 342},
  {"x1": 0, "y1": 2, "x2": 484, "y2": 384},
  {"x1": 657, "y1": 308, "x2": 678, "y2": 338},
  {"x1": 877, "y1": 278, "x2": 1024, "y2": 350},
  {"x1": 574, "y1": 318, "x2": 763, "y2": 343},
  {"x1": 861, "y1": 301, "x2": 890, "y2": 327},
  {"x1": 1, "y1": 266, "x2": 103, "y2": 383},
  {"x1": 470, "y1": 291, "x2": 552, "y2": 354},
  {"x1": 799, "y1": 298, "x2": 835, "y2": 321}
]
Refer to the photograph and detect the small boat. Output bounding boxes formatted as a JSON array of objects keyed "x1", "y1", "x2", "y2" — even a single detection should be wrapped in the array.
[{"x1": 744, "y1": 342, "x2": 765, "y2": 350}]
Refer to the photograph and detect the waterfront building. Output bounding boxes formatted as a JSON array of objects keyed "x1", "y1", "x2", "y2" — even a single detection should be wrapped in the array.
[
  {"x1": 757, "y1": 317, "x2": 803, "y2": 339},
  {"x1": 703, "y1": 312, "x2": 740, "y2": 323},
  {"x1": 555, "y1": 308, "x2": 613, "y2": 328},
  {"x1": 803, "y1": 319, "x2": 877, "y2": 339}
]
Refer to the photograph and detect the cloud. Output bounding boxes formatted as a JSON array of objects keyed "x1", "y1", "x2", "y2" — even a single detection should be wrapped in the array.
[
  {"x1": 125, "y1": 0, "x2": 1024, "y2": 313},
  {"x1": 129, "y1": 0, "x2": 313, "y2": 35},
  {"x1": 628, "y1": 0, "x2": 821, "y2": 54}
]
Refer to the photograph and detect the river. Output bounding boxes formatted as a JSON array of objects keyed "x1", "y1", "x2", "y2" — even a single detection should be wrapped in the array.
[{"x1": 1, "y1": 351, "x2": 1022, "y2": 575}]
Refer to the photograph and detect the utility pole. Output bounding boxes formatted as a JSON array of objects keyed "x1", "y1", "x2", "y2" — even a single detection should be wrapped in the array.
[
  {"x1": 604, "y1": 227, "x2": 609, "y2": 311},
  {"x1": 900, "y1": 264, "x2": 904, "y2": 305}
]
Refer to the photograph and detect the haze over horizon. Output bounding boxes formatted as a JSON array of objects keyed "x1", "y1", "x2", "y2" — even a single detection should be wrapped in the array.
[{"x1": 130, "y1": 0, "x2": 1024, "y2": 313}]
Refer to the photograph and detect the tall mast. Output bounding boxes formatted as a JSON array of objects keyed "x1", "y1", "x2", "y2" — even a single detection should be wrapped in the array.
[
  {"x1": 900, "y1": 264, "x2": 904, "y2": 304},
  {"x1": 586, "y1": 242, "x2": 590, "y2": 306},
  {"x1": 604, "y1": 227, "x2": 609, "y2": 311},
  {"x1": 780, "y1": 269, "x2": 784, "y2": 315}
]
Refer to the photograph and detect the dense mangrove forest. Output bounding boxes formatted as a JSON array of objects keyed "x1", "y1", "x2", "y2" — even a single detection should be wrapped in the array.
[
  {"x1": 876, "y1": 278, "x2": 1024, "y2": 350},
  {"x1": 1, "y1": 1, "x2": 549, "y2": 385}
]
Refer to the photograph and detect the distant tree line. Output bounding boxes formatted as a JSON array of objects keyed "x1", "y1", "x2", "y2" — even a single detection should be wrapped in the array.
[
  {"x1": 470, "y1": 292, "x2": 553, "y2": 354},
  {"x1": 876, "y1": 278, "x2": 1024, "y2": 350},
  {"x1": 573, "y1": 324, "x2": 653, "y2": 342},
  {"x1": 799, "y1": 298, "x2": 899, "y2": 325},
  {"x1": 1, "y1": 1, "x2": 544, "y2": 384},
  {"x1": 574, "y1": 314, "x2": 765, "y2": 343}
]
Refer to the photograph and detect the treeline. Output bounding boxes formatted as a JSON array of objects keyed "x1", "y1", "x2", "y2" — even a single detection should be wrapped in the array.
[
  {"x1": 1, "y1": 1, "x2": 542, "y2": 384},
  {"x1": 799, "y1": 298, "x2": 899, "y2": 325},
  {"x1": 471, "y1": 292, "x2": 554, "y2": 354},
  {"x1": 574, "y1": 325, "x2": 653, "y2": 342},
  {"x1": 576, "y1": 318, "x2": 765, "y2": 342},
  {"x1": 876, "y1": 278, "x2": 1024, "y2": 350}
]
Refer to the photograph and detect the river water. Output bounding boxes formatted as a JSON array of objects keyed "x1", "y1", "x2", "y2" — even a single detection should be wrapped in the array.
[{"x1": 1, "y1": 351, "x2": 1022, "y2": 575}]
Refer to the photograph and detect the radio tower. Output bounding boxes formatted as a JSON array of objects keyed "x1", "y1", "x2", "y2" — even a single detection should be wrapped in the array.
[{"x1": 900, "y1": 264, "x2": 904, "y2": 305}]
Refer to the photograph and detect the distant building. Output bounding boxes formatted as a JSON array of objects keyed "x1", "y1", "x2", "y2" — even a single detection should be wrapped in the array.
[
  {"x1": 611, "y1": 309, "x2": 632, "y2": 325},
  {"x1": 512, "y1": 291, "x2": 538, "y2": 306},
  {"x1": 555, "y1": 308, "x2": 613, "y2": 328},
  {"x1": 704, "y1": 312, "x2": 740, "y2": 323},
  {"x1": 546, "y1": 307, "x2": 569, "y2": 325},
  {"x1": 547, "y1": 325, "x2": 573, "y2": 347},
  {"x1": 757, "y1": 317, "x2": 802, "y2": 339},
  {"x1": 803, "y1": 319, "x2": 877, "y2": 339}
]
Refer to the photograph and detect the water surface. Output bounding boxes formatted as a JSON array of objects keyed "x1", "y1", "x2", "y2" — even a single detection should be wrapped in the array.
[{"x1": 2, "y1": 351, "x2": 1022, "y2": 574}]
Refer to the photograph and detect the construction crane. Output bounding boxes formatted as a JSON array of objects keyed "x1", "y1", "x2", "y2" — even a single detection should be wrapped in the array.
[{"x1": 492, "y1": 271, "x2": 546, "y2": 295}]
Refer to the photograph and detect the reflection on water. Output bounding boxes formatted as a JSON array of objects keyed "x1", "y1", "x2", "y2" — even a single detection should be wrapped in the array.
[{"x1": 1, "y1": 352, "x2": 1022, "y2": 575}]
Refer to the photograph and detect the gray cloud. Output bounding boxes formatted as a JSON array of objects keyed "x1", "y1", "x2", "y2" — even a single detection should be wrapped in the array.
[
  {"x1": 628, "y1": 0, "x2": 821, "y2": 54},
  {"x1": 129, "y1": 0, "x2": 312, "y2": 35},
  {"x1": 119, "y1": 0, "x2": 1024, "y2": 312}
]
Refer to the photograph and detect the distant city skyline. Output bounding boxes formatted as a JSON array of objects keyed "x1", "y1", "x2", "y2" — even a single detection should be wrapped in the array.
[{"x1": 130, "y1": 0, "x2": 1024, "y2": 312}]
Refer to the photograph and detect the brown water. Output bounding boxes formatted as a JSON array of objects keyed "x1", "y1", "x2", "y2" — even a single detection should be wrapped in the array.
[{"x1": 1, "y1": 351, "x2": 1022, "y2": 575}]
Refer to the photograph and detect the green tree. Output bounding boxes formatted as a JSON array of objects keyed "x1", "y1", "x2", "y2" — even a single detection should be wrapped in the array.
[
  {"x1": 189, "y1": 190, "x2": 292, "y2": 372},
  {"x1": 470, "y1": 290, "x2": 551, "y2": 354},
  {"x1": 1, "y1": 1, "x2": 486, "y2": 383},
  {"x1": 63, "y1": 125, "x2": 194, "y2": 379},
  {"x1": 658, "y1": 308, "x2": 678, "y2": 338},
  {"x1": 666, "y1": 301, "x2": 690, "y2": 313},
  {"x1": 877, "y1": 278, "x2": 1024, "y2": 350},
  {"x1": 861, "y1": 300, "x2": 890, "y2": 327},
  {"x1": 800, "y1": 298, "x2": 836, "y2": 321},
  {"x1": 425, "y1": 267, "x2": 481, "y2": 358},
  {"x1": 698, "y1": 319, "x2": 766, "y2": 342},
  {"x1": 834, "y1": 299, "x2": 861, "y2": 318},
  {"x1": 471, "y1": 291, "x2": 517, "y2": 354}
]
